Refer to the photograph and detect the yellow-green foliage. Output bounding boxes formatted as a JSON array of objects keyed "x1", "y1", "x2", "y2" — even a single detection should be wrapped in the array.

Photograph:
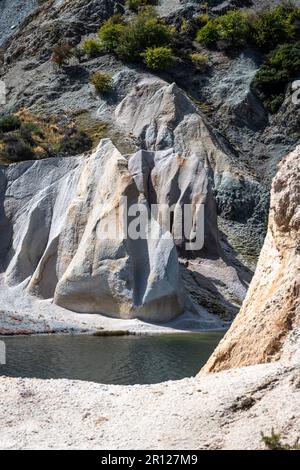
[
  {"x1": 196, "y1": 4, "x2": 300, "y2": 51},
  {"x1": 196, "y1": 10, "x2": 251, "y2": 48},
  {"x1": 90, "y1": 72, "x2": 113, "y2": 94},
  {"x1": 98, "y1": 9, "x2": 174, "y2": 63},
  {"x1": 141, "y1": 46, "x2": 175, "y2": 70},
  {"x1": 0, "y1": 109, "x2": 93, "y2": 164},
  {"x1": 81, "y1": 38, "x2": 103, "y2": 57},
  {"x1": 190, "y1": 51, "x2": 209, "y2": 71}
]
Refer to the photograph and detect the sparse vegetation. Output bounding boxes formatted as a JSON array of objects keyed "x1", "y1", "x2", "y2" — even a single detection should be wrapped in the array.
[
  {"x1": 0, "y1": 109, "x2": 94, "y2": 164},
  {"x1": 90, "y1": 72, "x2": 113, "y2": 94},
  {"x1": 81, "y1": 38, "x2": 103, "y2": 58},
  {"x1": 196, "y1": 10, "x2": 252, "y2": 48},
  {"x1": 141, "y1": 46, "x2": 175, "y2": 70},
  {"x1": 98, "y1": 8, "x2": 174, "y2": 65},
  {"x1": 51, "y1": 43, "x2": 73, "y2": 68},
  {"x1": 0, "y1": 115, "x2": 21, "y2": 133},
  {"x1": 59, "y1": 129, "x2": 93, "y2": 155},
  {"x1": 190, "y1": 51, "x2": 209, "y2": 72},
  {"x1": 196, "y1": 4, "x2": 300, "y2": 51},
  {"x1": 98, "y1": 15, "x2": 126, "y2": 52},
  {"x1": 252, "y1": 41, "x2": 300, "y2": 113},
  {"x1": 194, "y1": 3, "x2": 300, "y2": 113},
  {"x1": 261, "y1": 429, "x2": 300, "y2": 450},
  {"x1": 252, "y1": 4, "x2": 300, "y2": 52}
]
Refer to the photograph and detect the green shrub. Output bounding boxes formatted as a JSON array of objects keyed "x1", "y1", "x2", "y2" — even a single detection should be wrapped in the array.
[
  {"x1": 252, "y1": 4, "x2": 300, "y2": 52},
  {"x1": 0, "y1": 115, "x2": 21, "y2": 132},
  {"x1": 196, "y1": 10, "x2": 251, "y2": 48},
  {"x1": 195, "y1": 13, "x2": 210, "y2": 28},
  {"x1": 190, "y1": 51, "x2": 209, "y2": 71},
  {"x1": 252, "y1": 41, "x2": 300, "y2": 113},
  {"x1": 141, "y1": 46, "x2": 175, "y2": 70},
  {"x1": 98, "y1": 9, "x2": 173, "y2": 62},
  {"x1": 98, "y1": 15, "x2": 126, "y2": 52},
  {"x1": 90, "y1": 72, "x2": 113, "y2": 94},
  {"x1": 196, "y1": 4, "x2": 300, "y2": 51},
  {"x1": 81, "y1": 38, "x2": 103, "y2": 58}
]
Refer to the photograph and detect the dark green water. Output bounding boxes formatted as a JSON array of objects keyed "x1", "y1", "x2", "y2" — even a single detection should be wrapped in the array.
[{"x1": 0, "y1": 333, "x2": 224, "y2": 385}]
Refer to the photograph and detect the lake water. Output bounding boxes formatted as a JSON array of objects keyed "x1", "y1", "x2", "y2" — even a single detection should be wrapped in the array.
[{"x1": 0, "y1": 333, "x2": 224, "y2": 385}]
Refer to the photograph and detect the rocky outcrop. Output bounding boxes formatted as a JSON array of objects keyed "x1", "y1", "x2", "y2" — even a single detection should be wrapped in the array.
[
  {"x1": 0, "y1": 0, "x2": 37, "y2": 47},
  {"x1": 115, "y1": 78, "x2": 270, "y2": 261},
  {"x1": 0, "y1": 139, "x2": 186, "y2": 322},
  {"x1": 0, "y1": 126, "x2": 249, "y2": 323},
  {"x1": 203, "y1": 146, "x2": 300, "y2": 372},
  {"x1": 0, "y1": 75, "x2": 250, "y2": 324}
]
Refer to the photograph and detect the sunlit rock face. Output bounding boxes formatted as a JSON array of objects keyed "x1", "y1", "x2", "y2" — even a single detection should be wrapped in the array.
[
  {"x1": 0, "y1": 80, "x2": 251, "y2": 323},
  {"x1": 202, "y1": 146, "x2": 300, "y2": 373},
  {"x1": 0, "y1": 140, "x2": 186, "y2": 322}
]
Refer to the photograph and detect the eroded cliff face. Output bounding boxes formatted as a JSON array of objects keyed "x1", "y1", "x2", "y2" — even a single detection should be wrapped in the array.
[
  {"x1": 0, "y1": 78, "x2": 249, "y2": 324},
  {"x1": 0, "y1": 140, "x2": 185, "y2": 322},
  {"x1": 203, "y1": 146, "x2": 300, "y2": 372}
]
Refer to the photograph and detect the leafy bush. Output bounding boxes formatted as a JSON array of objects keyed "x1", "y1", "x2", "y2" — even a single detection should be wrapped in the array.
[
  {"x1": 196, "y1": 4, "x2": 300, "y2": 51},
  {"x1": 98, "y1": 16, "x2": 126, "y2": 52},
  {"x1": 252, "y1": 41, "x2": 300, "y2": 113},
  {"x1": 190, "y1": 51, "x2": 209, "y2": 71},
  {"x1": 98, "y1": 9, "x2": 173, "y2": 62},
  {"x1": 90, "y1": 72, "x2": 113, "y2": 94},
  {"x1": 196, "y1": 10, "x2": 251, "y2": 48},
  {"x1": 195, "y1": 13, "x2": 210, "y2": 28},
  {"x1": 141, "y1": 46, "x2": 175, "y2": 70},
  {"x1": 252, "y1": 4, "x2": 300, "y2": 52},
  {"x1": 51, "y1": 43, "x2": 73, "y2": 68},
  {"x1": 0, "y1": 115, "x2": 21, "y2": 133},
  {"x1": 81, "y1": 38, "x2": 103, "y2": 58}
]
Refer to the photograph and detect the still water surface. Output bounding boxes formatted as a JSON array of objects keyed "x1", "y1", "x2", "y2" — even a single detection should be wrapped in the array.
[{"x1": 0, "y1": 333, "x2": 224, "y2": 385}]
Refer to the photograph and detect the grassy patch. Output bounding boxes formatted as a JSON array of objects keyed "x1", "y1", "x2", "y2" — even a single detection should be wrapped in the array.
[{"x1": 0, "y1": 109, "x2": 94, "y2": 164}]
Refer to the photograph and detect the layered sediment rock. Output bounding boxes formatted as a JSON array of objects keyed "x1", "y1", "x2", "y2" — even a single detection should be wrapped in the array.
[
  {"x1": 0, "y1": 140, "x2": 186, "y2": 321},
  {"x1": 0, "y1": 79, "x2": 250, "y2": 323},
  {"x1": 203, "y1": 146, "x2": 300, "y2": 372}
]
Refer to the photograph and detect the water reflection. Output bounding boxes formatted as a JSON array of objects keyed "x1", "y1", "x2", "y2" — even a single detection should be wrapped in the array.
[{"x1": 0, "y1": 333, "x2": 224, "y2": 385}]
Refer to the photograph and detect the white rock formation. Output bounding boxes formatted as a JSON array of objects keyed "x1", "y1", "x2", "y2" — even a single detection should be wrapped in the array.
[
  {"x1": 0, "y1": 140, "x2": 183, "y2": 321},
  {"x1": 0, "y1": 80, "x2": 250, "y2": 324}
]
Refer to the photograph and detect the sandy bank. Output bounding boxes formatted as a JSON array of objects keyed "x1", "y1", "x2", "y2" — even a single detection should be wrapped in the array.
[{"x1": 0, "y1": 357, "x2": 299, "y2": 450}]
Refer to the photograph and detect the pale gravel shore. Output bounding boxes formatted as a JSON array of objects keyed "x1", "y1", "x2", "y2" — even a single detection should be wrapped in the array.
[
  {"x1": 0, "y1": 278, "x2": 229, "y2": 336},
  {"x1": 0, "y1": 358, "x2": 299, "y2": 450}
]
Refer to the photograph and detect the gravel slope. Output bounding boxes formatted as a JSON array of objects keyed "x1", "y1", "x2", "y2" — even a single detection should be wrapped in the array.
[
  {"x1": 0, "y1": 357, "x2": 299, "y2": 450},
  {"x1": 0, "y1": 0, "x2": 37, "y2": 46}
]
